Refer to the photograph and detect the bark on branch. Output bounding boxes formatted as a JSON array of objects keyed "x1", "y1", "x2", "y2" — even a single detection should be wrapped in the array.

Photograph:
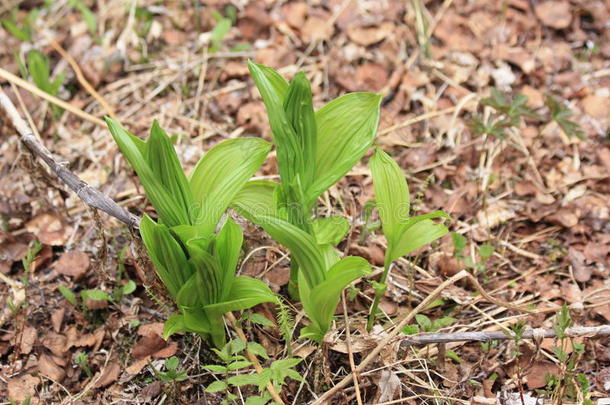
[
  {"x1": 399, "y1": 324, "x2": 610, "y2": 347},
  {"x1": 0, "y1": 88, "x2": 140, "y2": 228}
]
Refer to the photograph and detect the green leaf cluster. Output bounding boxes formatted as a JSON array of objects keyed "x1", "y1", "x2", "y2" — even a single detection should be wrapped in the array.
[
  {"x1": 107, "y1": 118, "x2": 277, "y2": 347},
  {"x1": 236, "y1": 62, "x2": 383, "y2": 340},
  {"x1": 367, "y1": 148, "x2": 449, "y2": 330},
  {"x1": 204, "y1": 339, "x2": 302, "y2": 405},
  {"x1": 25, "y1": 50, "x2": 65, "y2": 117}
]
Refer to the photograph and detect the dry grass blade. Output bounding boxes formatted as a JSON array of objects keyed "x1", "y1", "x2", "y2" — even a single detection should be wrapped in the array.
[
  {"x1": 313, "y1": 269, "x2": 532, "y2": 404},
  {"x1": 0, "y1": 67, "x2": 106, "y2": 127}
]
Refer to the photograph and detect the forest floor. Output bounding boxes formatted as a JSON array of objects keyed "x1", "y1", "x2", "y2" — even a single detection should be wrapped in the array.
[{"x1": 0, "y1": 0, "x2": 609, "y2": 404}]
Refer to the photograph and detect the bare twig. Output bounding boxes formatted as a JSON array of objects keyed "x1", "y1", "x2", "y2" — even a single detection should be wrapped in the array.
[
  {"x1": 0, "y1": 88, "x2": 139, "y2": 228},
  {"x1": 399, "y1": 325, "x2": 610, "y2": 347}
]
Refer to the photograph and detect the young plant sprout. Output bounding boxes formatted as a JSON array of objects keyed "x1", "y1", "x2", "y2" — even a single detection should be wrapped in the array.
[{"x1": 107, "y1": 118, "x2": 277, "y2": 347}]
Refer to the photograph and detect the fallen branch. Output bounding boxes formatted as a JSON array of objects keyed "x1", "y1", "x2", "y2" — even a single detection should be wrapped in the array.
[
  {"x1": 399, "y1": 325, "x2": 610, "y2": 347},
  {"x1": 0, "y1": 88, "x2": 139, "y2": 228}
]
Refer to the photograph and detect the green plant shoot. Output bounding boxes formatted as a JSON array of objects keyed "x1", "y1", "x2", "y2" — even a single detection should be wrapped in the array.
[
  {"x1": 107, "y1": 118, "x2": 277, "y2": 347},
  {"x1": 366, "y1": 148, "x2": 449, "y2": 331},
  {"x1": 236, "y1": 61, "x2": 381, "y2": 299}
]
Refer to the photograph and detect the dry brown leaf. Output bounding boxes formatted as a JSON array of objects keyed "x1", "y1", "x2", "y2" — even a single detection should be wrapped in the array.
[
  {"x1": 302, "y1": 16, "x2": 333, "y2": 43},
  {"x1": 25, "y1": 213, "x2": 72, "y2": 246},
  {"x1": 132, "y1": 334, "x2": 167, "y2": 359},
  {"x1": 20, "y1": 326, "x2": 38, "y2": 355},
  {"x1": 55, "y1": 251, "x2": 90, "y2": 279},
  {"x1": 51, "y1": 308, "x2": 65, "y2": 333},
  {"x1": 477, "y1": 201, "x2": 516, "y2": 229},
  {"x1": 126, "y1": 356, "x2": 150, "y2": 375},
  {"x1": 568, "y1": 247, "x2": 592, "y2": 282},
  {"x1": 94, "y1": 362, "x2": 121, "y2": 388},
  {"x1": 535, "y1": 1, "x2": 572, "y2": 29},
  {"x1": 281, "y1": 2, "x2": 308, "y2": 29},
  {"x1": 153, "y1": 343, "x2": 178, "y2": 359},
  {"x1": 581, "y1": 95, "x2": 610, "y2": 120},
  {"x1": 42, "y1": 333, "x2": 68, "y2": 357},
  {"x1": 140, "y1": 380, "x2": 162, "y2": 400},
  {"x1": 346, "y1": 22, "x2": 394, "y2": 46},
  {"x1": 138, "y1": 322, "x2": 165, "y2": 337},
  {"x1": 549, "y1": 208, "x2": 579, "y2": 228},
  {"x1": 526, "y1": 361, "x2": 560, "y2": 389},
  {"x1": 7, "y1": 374, "x2": 40, "y2": 402},
  {"x1": 38, "y1": 353, "x2": 66, "y2": 381},
  {"x1": 375, "y1": 370, "x2": 401, "y2": 403}
]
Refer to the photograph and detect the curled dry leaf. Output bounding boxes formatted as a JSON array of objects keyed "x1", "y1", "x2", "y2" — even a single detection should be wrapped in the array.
[
  {"x1": 42, "y1": 333, "x2": 68, "y2": 357},
  {"x1": 374, "y1": 370, "x2": 401, "y2": 403},
  {"x1": 7, "y1": 374, "x2": 40, "y2": 402},
  {"x1": 38, "y1": 353, "x2": 66, "y2": 382},
  {"x1": 94, "y1": 362, "x2": 121, "y2": 388},
  {"x1": 25, "y1": 213, "x2": 72, "y2": 246},
  {"x1": 20, "y1": 326, "x2": 38, "y2": 355},
  {"x1": 477, "y1": 201, "x2": 516, "y2": 229},
  {"x1": 346, "y1": 22, "x2": 394, "y2": 46},
  {"x1": 132, "y1": 333, "x2": 167, "y2": 359},
  {"x1": 55, "y1": 251, "x2": 90, "y2": 279},
  {"x1": 535, "y1": 1, "x2": 572, "y2": 29}
]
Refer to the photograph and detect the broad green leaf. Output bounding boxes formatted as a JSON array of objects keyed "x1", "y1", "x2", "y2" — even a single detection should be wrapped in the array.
[
  {"x1": 231, "y1": 180, "x2": 278, "y2": 222},
  {"x1": 81, "y1": 289, "x2": 112, "y2": 301},
  {"x1": 122, "y1": 280, "x2": 136, "y2": 295},
  {"x1": 312, "y1": 216, "x2": 350, "y2": 246},
  {"x1": 370, "y1": 148, "x2": 409, "y2": 244},
  {"x1": 204, "y1": 276, "x2": 277, "y2": 316},
  {"x1": 140, "y1": 215, "x2": 193, "y2": 298},
  {"x1": 247, "y1": 341, "x2": 269, "y2": 359},
  {"x1": 146, "y1": 121, "x2": 193, "y2": 224},
  {"x1": 57, "y1": 286, "x2": 77, "y2": 305},
  {"x1": 307, "y1": 92, "x2": 382, "y2": 207},
  {"x1": 204, "y1": 365, "x2": 228, "y2": 373},
  {"x1": 301, "y1": 256, "x2": 370, "y2": 341},
  {"x1": 227, "y1": 374, "x2": 260, "y2": 387},
  {"x1": 163, "y1": 314, "x2": 187, "y2": 339},
  {"x1": 389, "y1": 217, "x2": 449, "y2": 263},
  {"x1": 256, "y1": 215, "x2": 325, "y2": 288},
  {"x1": 189, "y1": 137, "x2": 271, "y2": 235},
  {"x1": 205, "y1": 380, "x2": 228, "y2": 393},
  {"x1": 283, "y1": 72, "x2": 317, "y2": 190},
  {"x1": 188, "y1": 243, "x2": 223, "y2": 305},
  {"x1": 214, "y1": 218, "x2": 243, "y2": 299},
  {"x1": 106, "y1": 118, "x2": 188, "y2": 227},
  {"x1": 248, "y1": 61, "x2": 302, "y2": 185}
]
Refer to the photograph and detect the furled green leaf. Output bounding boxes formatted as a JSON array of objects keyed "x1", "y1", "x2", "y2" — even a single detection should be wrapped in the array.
[
  {"x1": 204, "y1": 276, "x2": 277, "y2": 316},
  {"x1": 81, "y1": 289, "x2": 113, "y2": 302},
  {"x1": 214, "y1": 218, "x2": 243, "y2": 299},
  {"x1": 389, "y1": 216, "x2": 449, "y2": 263},
  {"x1": 312, "y1": 216, "x2": 350, "y2": 246},
  {"x1": 140, "y1": 215, "x2": 193, "y2": 298},
  {"x1": 283, "y1": 72, "x2": 317, "y2": 190},
  {"x1": 57, "y1": 286, "x2": 77, "y2": 305},
  {"x1": 189, "y1": 137, "x2": 271, "y2": 235},
  {"x1": 255, "y1": 215, "x2": 326, "y2": 289},
  {"x1": 163, "y1": 314, "x2": 187, "y2": 339},
  {"x1": 248, "y1": 61, "x2": 302, "y2": 186},
  {"x1": 145, "y1": 121, "x2": 193, "y2": 224},
  {"x1": 106, "y1": 118, "x2": 189, "y2": 227},
  {"x1": 231, "y1": 180, "x2": 278, "y2": 222},
  {"x1": 300, "y1": 256, "x2": 370, "y2": 341},
  {"x1": 307, "y1": 92, "x2": 382, "y2": 207}
]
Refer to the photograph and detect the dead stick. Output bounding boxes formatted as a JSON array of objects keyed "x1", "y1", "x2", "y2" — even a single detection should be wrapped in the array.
[
  {"x1": 399, "y1": 325, "x2": 610, "y2": 347},
  {"x1": 0, "y1": 88, "x2": 139, "y2": 228}
]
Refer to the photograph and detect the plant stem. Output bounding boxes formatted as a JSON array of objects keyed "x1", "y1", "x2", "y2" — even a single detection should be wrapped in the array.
[
  {"x1": 288, "y1": 260, "x2": 300, "y2": 301},
  {"x1": 366, "y1": 261, "x2": 392, "y2": 331}
]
